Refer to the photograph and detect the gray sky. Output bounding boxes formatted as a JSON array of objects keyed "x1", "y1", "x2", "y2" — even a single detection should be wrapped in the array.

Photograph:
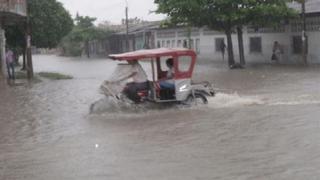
[{"x1": 57, "y1": 0, "x2": 166, "y2": 24}]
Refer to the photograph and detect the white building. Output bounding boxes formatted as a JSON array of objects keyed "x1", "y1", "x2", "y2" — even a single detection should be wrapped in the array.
[{"x1": 153, "y1": 0, "x2": 320, "y2": 64}]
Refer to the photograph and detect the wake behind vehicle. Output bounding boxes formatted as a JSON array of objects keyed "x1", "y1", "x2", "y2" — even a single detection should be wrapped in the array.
[{"x1": 101, "y1": 48, "x2": 214, "y2": 105}]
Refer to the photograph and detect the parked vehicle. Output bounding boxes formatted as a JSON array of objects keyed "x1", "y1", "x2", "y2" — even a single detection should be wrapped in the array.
[{"x1": 102, "y1": 48, "x2": 215, "y2": 105}]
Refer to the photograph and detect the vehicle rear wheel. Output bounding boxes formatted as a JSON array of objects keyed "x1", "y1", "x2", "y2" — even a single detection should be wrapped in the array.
[{"x1": 183, "y1": 93, "x2": 208, "y2": 106}]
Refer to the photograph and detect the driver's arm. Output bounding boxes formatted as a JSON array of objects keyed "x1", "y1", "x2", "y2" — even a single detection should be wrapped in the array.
[{"x1": 117, "y1": 72, "x2": 136, "y2": 82}]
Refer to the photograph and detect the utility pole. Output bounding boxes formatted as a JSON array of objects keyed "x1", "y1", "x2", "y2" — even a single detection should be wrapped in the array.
[
  {"x1": 26, "y1": 1, "x2": 33, "y2": 79},
  {"x1": 301, "y1": 0, "x2": 307, "y2": 64},
  {"x1": 0, "y1": 21, "x2": 6, "y2": 78},
  {"x1": 125, "y1": 0, "x2": 129, "y2": 52}
]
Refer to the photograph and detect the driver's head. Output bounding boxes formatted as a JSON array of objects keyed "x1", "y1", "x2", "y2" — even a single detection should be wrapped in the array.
[{"x1": 166, "y1": 58, "x2": 173, "y2": 68}]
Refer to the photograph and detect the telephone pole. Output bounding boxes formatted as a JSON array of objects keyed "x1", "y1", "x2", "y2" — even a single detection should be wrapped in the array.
[
  {"x1": 125, "y1": 0, "x2": 129, "y2": 52},
  {"x1": 301, "y1": 0, "x2": 307, "y2": 64},
  {"x1": 26, "y1": 1, "x2": 33, "y2": 79}
]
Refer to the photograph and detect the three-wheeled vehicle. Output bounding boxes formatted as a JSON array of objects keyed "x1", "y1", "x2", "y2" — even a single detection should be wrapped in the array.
[{"x1": 103, "y1": 48, "x2": 214, "y2": 105}]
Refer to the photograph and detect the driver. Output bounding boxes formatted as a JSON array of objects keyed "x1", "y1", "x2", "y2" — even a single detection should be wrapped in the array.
[{"x1": 123, "y1": 60, "x2": 149, "y2": 102}]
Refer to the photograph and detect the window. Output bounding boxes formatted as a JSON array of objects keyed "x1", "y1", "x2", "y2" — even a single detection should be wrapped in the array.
[
  {"x1": 177, "y1": 40, "x2": 182, "y2": 47},
  {"x1": 162, "y1": 40, "x2": 165, "y2": 47},
  {"x1": 196, "y1": 39, "x2": 200, "y2": 54},
  {"x1": 249, "y1": 37, "x2": 262, "y2": 53},
  {"x1": 189, "y1": 39, "x2": 194, "y2": 50},
  {"x1": 166, "y1": 40, "x2": 171, "y2": 47},
  {"x1": 292, "y1": 36, "x2": 308, "y2": 54},
  {"x1": 157, "y1": 41, "x2": 161, "y2": 48},
  {"x1": 215, "y1": 38, "x2": 225, "y2": 52},
  {"x1": 178, "y1": 56, "x2": 192, "y2": 72},
  {"x1": 160, "y1": 56, "x2": 173, "y2": 71},
  {"x1": 171, "y1": 40, "x2": 175, "y2": 48}
]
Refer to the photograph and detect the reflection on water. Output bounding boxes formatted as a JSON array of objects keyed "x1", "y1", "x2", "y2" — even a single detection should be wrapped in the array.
[{"x1": 1, "y1": 55, "x2": 320, "y2": 179}]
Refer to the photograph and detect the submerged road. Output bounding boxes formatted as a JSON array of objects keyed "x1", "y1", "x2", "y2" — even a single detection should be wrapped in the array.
[{"x1": 0, "y1": 55, "x2": 320, "y2": 180}]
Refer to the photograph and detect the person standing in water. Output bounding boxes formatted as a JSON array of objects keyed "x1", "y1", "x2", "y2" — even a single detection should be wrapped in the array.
[
  {"x1": 220, "y1": 41, "x2": 226, "y2": 61},
  {"x1": 272, "y1": 41, "x2": 283, "y2": 62},
  {"x1": 5, "y1": 48, "x2": 15, "y2": 80}
]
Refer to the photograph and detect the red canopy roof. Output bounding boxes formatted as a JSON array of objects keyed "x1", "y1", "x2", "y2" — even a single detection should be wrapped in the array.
[{"x1": 109, "y1": 48, "x2": 196, "y2": 61}]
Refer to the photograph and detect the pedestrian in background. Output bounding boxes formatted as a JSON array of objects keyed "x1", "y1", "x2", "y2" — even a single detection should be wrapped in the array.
[
  {"x1": 220, "y1": 41, "x2": 226, "y2": 61},
  {"x1": 5, "y1": 48, "x2": 15, "y2": 80},
  {"x1": 272, "y1": 41, "x2": 282, "y2": 62}
]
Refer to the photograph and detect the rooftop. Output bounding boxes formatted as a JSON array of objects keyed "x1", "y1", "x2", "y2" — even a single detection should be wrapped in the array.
[{"x1": 109, "y1": 48, "x2": 196, "y2": 61}]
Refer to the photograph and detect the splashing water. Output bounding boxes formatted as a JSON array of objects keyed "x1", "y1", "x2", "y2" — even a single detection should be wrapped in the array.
[
  {"x1": 90, "y1": 92, "x2": 266, "y2": 115},
  {"x1": 90, "y1": 97, "x2": 137, "y2": 114},
  {"x1": 207, "y1": 93, "x2": 265, "y2": 108},
  {"x1": 90, "y1": 96, "x2": 179, "y2": 115}
]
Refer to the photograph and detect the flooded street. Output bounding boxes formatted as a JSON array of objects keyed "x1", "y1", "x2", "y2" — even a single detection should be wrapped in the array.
[{"x1": 1, "y1": 55, "x2": 320, "y2": 180}]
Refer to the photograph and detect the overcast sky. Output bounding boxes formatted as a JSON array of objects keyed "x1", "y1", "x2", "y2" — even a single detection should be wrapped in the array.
[{"x1": 57, "y1": 0, "x2": 166, "y2": 24}]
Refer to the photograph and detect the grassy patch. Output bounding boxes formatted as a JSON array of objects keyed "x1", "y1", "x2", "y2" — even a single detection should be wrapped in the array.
[
  {"x1": 15, "y1": 71, "x2": 28, "y2": 79},
  {"x1": 15, "y1": 71, "x2": 42, "y2": 83},
  {"x1": 38, "y1": 72, "x2": 73, "y2": 80}
]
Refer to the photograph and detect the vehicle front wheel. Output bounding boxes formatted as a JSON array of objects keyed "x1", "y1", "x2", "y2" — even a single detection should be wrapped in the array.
[{"x1": 183, "y1": 93, "x2": 208, "y2": 106}]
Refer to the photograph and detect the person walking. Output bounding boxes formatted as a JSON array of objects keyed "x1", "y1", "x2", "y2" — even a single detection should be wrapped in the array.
[
  {"x1": 272, "y1": 41, "x2": 282, "y2": 62},
  {"x1": 5, "y1": 48, "x2": 15, "y2": 80},
  {"x1": 220, "y1": 41, "x2": 226, "y2": 61}
]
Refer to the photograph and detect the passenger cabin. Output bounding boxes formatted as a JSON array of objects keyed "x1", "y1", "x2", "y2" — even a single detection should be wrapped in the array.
[{"x1": 109, "y1": 48, "x2": 197, "y2": 102}]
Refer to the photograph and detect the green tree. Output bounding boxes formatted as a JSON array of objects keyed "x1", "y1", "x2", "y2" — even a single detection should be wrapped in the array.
[
  {"x1": 75, "y1": 15, "x2": 98, "y2": 58},
  {"x1": 60, "y1": 15, "x2": 114, "y2": 57},
  {"x1": 28, "y1": 0, "x2": 74, "y2": 48},
  {"x1": 75, "y1": 14, "x2": 96, "y2": 28},
  {"x1": 155, "y1": 0, "x2": 296, "y2": 68}
]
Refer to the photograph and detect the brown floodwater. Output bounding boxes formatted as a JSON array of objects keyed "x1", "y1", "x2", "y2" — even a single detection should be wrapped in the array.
[{"x1": 1, "y1": 55, "x2": 320, "y2": 180}]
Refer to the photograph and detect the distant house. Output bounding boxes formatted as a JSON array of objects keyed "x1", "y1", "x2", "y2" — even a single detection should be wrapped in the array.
[{"x1": 87, "y1": 21, "x2": 160, "y2": 57}]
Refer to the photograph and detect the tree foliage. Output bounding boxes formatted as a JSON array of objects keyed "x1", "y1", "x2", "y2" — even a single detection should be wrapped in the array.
[
  {"x1": 28, "y1": 0, "x2": 74, "y2": 48},
  {"x1": 156, "y1": 0, "x2": 296, "y2": 29},
  {"x1": 75, "y1": 14, "x2": 96, "y2": 28},
  {"x1": 60, "y1": 15, "x2": 114, "y2": 57}
]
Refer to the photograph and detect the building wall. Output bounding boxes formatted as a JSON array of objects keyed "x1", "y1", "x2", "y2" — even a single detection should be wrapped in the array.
[
  {"x1": 134, "y1": 31, "x2": 156, "y2": 50},
  {"x1": 308, "y1": 31, "x2": 320, "y2": 63},
  {"x1": 135, "y1": 33, "x2": 144, "y2": 50}
]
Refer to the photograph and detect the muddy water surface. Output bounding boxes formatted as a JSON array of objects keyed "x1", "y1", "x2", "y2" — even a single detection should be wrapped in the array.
[{"x1": 1, "y1": 55, "x2": 320, "y2": 180}]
